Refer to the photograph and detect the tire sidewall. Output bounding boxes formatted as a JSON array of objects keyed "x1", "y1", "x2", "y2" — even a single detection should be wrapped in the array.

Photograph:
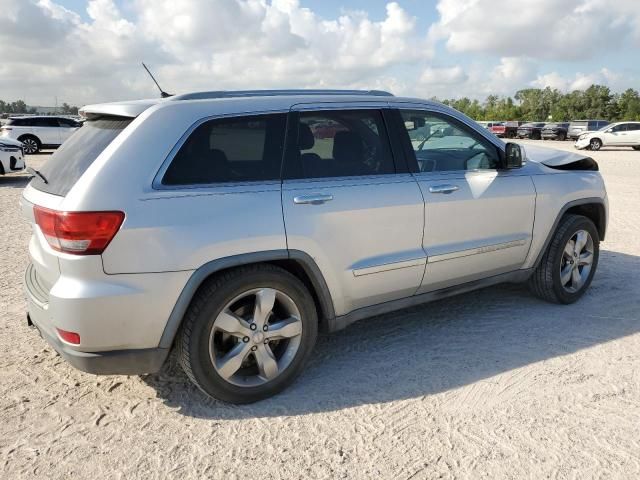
[
  {"x1": 185, "y1": 268, "x2": 318, "y2": 403},
  {"x1": 590, "y1": 138, "x2": 602, "y2": 151},
  {"x1": 550, "y1": 218, "x2": 600, "y2": 304}
]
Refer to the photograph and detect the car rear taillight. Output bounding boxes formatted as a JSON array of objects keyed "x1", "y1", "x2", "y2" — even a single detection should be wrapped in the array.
[{"x1": 33, "y1": 206, "x2": 124, "y2": 255}]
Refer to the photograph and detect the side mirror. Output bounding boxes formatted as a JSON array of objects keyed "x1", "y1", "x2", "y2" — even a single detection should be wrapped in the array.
[{"x1": 502, "y1": 142, "x2": 524, "y2": 169}]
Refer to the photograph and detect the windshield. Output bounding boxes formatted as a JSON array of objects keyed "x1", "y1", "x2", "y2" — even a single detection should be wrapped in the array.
[{"x1": 30, "y1": 117, "x2": 132, "y2": 196}]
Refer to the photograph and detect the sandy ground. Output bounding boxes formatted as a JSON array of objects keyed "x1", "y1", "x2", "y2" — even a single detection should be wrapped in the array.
[{"x1": 1, "y1": 140, "x2": 639, "y2": 479}]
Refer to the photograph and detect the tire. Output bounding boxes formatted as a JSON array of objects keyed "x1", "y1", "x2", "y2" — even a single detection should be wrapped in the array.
[
  {"x1": 528, "y1": 214, "x2": 599, "y2": 304},
  {"x1": 632, "y1": 146, "x2": 640, "y2": 151},
  {"x1": 558, "y1": 132, "x2": 566, "y2": 141},
  {"x1": 18, "y1": 135, "x2": 40, "y2": 154},
  {"x1": 178, "y1": 264, "x2": 318, "y2": 404},
  {"x1": 589, "y1": 138, "x2": 602, "y2": 151}
]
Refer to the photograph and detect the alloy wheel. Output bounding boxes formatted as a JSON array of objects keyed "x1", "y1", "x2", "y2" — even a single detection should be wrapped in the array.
[
  {"x1": 21, "y1": 138, "x2": 38, "y2": 154},
  {"x1": 208, "y1": 288, "x2": 303, "y2": 387},
  {"x1": 560, "y1": 229, "x2": 594, "y2": 293},
  {"x1": 590, "y1": 138, "x2": 602, "y2": 151}
]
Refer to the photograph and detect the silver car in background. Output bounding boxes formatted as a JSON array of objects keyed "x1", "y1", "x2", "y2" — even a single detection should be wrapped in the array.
[{"x1": 22, "y1": 90, "x2": 608, "y2": 403}]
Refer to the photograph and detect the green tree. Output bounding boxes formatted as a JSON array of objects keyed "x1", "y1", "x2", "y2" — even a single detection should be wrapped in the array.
[{"x1": 617, "y1": 88, "x2": 640, "y2": 120}]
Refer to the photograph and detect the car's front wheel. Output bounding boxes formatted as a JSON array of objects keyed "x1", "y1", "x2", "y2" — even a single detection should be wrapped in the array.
[
  {"x1": 528, "y1": 214, "x2": 599, "y2": 304},
  {"x1": 178, "y1": 264, "x2": 318, "y2": 404},
  {"x1": 589, "y1": 138, "x2": 602, "y2": 151}
]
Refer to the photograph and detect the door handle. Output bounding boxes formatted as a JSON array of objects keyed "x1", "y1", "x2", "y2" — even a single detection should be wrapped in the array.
[
  {"x1": 293, "y1": 194, "x2": 334, "y2": 205},
  {"x1": 429, "y1": 184, "x2": 459, "y2": 194}
]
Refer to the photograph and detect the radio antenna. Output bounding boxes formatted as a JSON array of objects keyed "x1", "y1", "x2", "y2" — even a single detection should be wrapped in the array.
[{"x1": 142, "y1": 62, "x2": 172, "y2": 98}]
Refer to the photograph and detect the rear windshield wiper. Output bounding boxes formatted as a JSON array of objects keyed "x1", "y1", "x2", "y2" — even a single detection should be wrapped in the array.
[{"x1": 27, "y1": 167, "x2": 48, "y2": 184}]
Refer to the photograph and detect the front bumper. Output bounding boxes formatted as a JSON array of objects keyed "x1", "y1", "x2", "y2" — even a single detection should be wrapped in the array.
[
  {"x1": 0, "y1": 152, "x2": 24, "y2": 172},
  {"x1": 574, "y1": 137, "x2": 590, "y2": 149}
]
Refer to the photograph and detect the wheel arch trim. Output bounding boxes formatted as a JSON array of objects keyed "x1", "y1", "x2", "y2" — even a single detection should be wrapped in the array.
[
  {"x1": 158, "y1": 249, "x2": 335, "y2": 348},
  {"x1": 532, "y1": 197, "x2": 606, "y2": 268}
]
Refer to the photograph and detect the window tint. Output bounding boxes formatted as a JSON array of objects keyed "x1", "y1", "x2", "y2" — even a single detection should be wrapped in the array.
[
  {"x1": 163, "y1": 113, "x2": 286, "y2": 185},
  {"x1": 31, "y1": 117, "x2": 132, "y2": 196},
  {"x1": 288, "y1": 110, "x2": 395, "y2": 179},
  {"x1": 32, "y1": 118, "x2": 58, "y2": 127},
  {"x1": 610, "y1": 124, "x2": 627, "y2": 132},
  {"x1": 58, "y1": 118, "x2": 78, "y2": 127},
  {"x1": 6, "y1": 118, "x2": 26, "y2": 126},
  {"x1": 400, "y1": 110, "x2": 499, "y2": 172},
  {"x1": 627, "y1": 123, "x2": 640, "y2": 131}
]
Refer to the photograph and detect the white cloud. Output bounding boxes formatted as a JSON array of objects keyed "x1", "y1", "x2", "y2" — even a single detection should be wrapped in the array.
[
  {"x1": 0, "y1": 0, "x2": 638, "y2": 106},
  {"x1": 419, "y1": 66, "x2": 467, "y2": 85},
  {"x1": 532, "y1": 68, "x2": 626, "y2": 92},
  {"x1": 0, "y1": 0, "x2": 430, "y2": 105},
  {"x1": 431, "y1": 0, "x2": 640, "y2": 60}
]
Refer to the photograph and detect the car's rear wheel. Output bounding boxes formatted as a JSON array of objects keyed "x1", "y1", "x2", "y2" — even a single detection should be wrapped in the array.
[
  {"x1": 528, "y1": 214, "x2": 599, "y2": 304},
  {"x1": 178, "y1": 264, "x2": 318, "y2": 404},
  {"x1": 18, "y1": 136, "x2": 40, "y2": 154},
  {"x1": 589, "y1": 138, "x2": 602, "y2": 151}
]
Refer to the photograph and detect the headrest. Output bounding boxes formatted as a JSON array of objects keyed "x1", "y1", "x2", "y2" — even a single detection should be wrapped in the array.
[
  {"x1": 298, "y1": 123, "x2": 315, "y2": 150},
  {"x1": 332, "y1": 131, "x2": 363, "y2": 163}
]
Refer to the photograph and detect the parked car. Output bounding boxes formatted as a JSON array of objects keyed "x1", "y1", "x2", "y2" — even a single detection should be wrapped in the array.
[
  {"x1": 0, "y1": 116, "x2": 81, "y2": 154},
  {"x1": 22, "y1": 90, "x2": 608, "y2": 404},
  {"x1": 541, "y1": 122, "x2": 570, "y2": 141},
  {"x1": 575, "y1": 121, "x2": 640, "y2": 151},
  {"x1": 516, "y1": 122, "x2": 546, "y2": 139},
  {"x1": 0, "y1": 137, "x2": 25, "y2": 175},
  {"x1": 567, "y1": 120, "x2": 609, "y2": 140},
  {"x1": 490, "y1": 121, "x2": 522, "y2": 138},
  {"x1": 477, "y1": 121, "x2": 503, "y2": 130}
]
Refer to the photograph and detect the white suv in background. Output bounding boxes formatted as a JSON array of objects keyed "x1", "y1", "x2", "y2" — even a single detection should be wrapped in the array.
[
  {"x1": 575, "y1": 121, "x2": 640, "y2": 151},
  {"x1": 0, "y1": 116, "x2": 81, "y2": 154}
]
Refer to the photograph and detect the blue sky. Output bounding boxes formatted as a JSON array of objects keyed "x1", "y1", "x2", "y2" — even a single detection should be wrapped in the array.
[{"x1": 2, "y1": 0, "x2": 639, "y2": 105}]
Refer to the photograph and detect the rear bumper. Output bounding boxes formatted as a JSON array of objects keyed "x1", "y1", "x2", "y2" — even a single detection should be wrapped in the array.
[
  {"x1": 23, "y1": 261, "x2": 187, "y2": 375},
  {"x1": 27, "y1": 312, "x2": 168, "y2": 374}
]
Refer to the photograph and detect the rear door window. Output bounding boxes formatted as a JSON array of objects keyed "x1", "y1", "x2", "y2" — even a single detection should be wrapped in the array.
[
  {"x1": 30, "y1": 117, "x2": 132, "y2": 196},
  {"x1": 162, "y1": 113, "x2": 286, "y2": 185},
  {"x1": 284, "y1": 109, "x2": 395, "y2": 179}
]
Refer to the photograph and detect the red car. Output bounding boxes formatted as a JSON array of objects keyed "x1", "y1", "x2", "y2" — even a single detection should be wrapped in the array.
[{"x1": 490, "y1": 121, "x2": 523, "y2": 138}]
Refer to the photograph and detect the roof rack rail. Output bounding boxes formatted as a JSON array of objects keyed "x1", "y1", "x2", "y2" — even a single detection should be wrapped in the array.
[{"x1": 170, "y1": 89, "x2": 394, "y2": 101}]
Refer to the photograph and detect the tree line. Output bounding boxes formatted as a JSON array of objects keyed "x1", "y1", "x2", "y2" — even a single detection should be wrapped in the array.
[
  {"x1": 0, "y1": 100, "x2": 79, "y2": 116},
  {"x1": 436, "y1": 85, "x2": 640, "y2": 122}
]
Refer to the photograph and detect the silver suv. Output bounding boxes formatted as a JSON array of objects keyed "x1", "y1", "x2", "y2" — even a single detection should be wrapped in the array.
[{"x1": 22, "y1": 90, "x2": 608, "y2": 403}]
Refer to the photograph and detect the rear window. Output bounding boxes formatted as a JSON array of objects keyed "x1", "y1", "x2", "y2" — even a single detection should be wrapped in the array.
[
  {"x1": 162, "y1": 113, "x2": 286, "y2": 185},
  {"x1": 30, "y1": 117, "x2": 132, "y2": 196},
  {"x1": 570, "y1": 121, "x2": 588, "y2": 128}
]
